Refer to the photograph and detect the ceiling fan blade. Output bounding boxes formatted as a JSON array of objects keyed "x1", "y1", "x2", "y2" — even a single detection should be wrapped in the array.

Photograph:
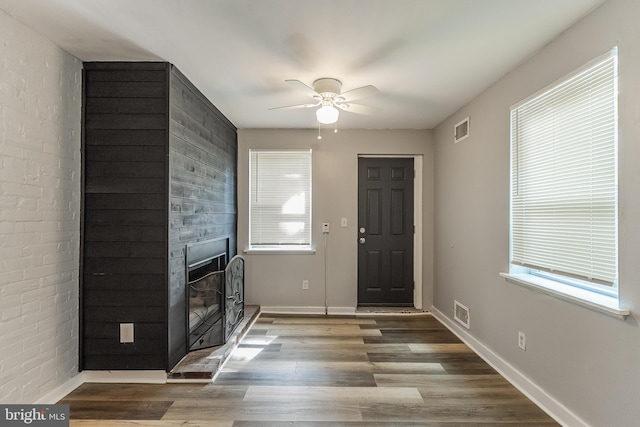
[
  {"x1": 285, "y1": 79, "x2": 320, "y2": 98},
  {"x1": 269, "y1": 102, "x2": 319, "y2": 110},
  {"x1": 335, "y1": 102, "x2": 380, "y2": 115},
  {"x1": 339, "y1": 85, "x2": 379, "y2": 102}
]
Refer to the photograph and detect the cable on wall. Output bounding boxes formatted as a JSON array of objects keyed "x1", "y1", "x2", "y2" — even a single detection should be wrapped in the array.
[{"x1": 323, "y1": 231, "x2": 328, "y2": 315}]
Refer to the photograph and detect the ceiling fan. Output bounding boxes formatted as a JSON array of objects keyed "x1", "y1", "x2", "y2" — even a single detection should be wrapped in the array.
[{"x1": 270, "y1": 78, "x2": 379, "y2": 124}]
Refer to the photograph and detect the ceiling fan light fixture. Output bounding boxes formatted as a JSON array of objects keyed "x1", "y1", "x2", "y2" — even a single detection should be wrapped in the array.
[{"x1": 316, "y1": 105, "x2": 339, "y2": 124}]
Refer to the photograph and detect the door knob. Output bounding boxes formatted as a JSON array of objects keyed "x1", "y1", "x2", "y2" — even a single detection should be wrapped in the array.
[{"x1": 359, "y1": 237, "x2": 366, "y2": 244}]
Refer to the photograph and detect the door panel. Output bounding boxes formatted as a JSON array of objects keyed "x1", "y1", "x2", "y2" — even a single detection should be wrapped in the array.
[
  {"x1": 358, "y1": 157, "x2": 414, "y2": 306},
  {"x1": 391, "y1": 189, "x2": 405, "y2": 235},
  {"x1": 365, "y1": 251, "x2": 382, "y2": 290},
  {"x1": 367, "y1": 189, "x2": 382, "y2": 235}
]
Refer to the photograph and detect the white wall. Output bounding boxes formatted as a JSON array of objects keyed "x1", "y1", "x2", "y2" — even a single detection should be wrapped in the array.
[
  {"x1": 0, "y1": 10, "x2": 82, "y2": 403},
  {"x1": 432, "y1": 0, "x2": 640, "y2": 425},
  {"x1": 238, "y1": 129, "x2": 434, "y2": 312}
]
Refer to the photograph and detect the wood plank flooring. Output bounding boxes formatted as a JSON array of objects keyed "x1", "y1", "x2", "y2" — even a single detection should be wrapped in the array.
[{"x1": 61, "y1": 313, "x2": 559, "y2": 426}]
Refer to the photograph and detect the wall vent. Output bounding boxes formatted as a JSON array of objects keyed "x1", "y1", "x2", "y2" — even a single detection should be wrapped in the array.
[
  {"x1": 454, "y1": 116, "x2": 470, "y2": 143},
  {"x1": 453, "y1": 300, "x2": 470, "y2": 329}
]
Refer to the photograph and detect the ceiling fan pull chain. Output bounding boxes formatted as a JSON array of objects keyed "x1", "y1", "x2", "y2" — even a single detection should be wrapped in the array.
[{"x1": 317, "y1": 122, "x2": 322, "y2": 140}]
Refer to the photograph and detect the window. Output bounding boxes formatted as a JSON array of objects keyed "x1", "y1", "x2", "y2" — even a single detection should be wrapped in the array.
[
  {"x1": 506, "y1": 48, "x2": 622, "y2": 313},
  {"x1": 249, "y1": 149, "x2": 312, "y2": 250}
]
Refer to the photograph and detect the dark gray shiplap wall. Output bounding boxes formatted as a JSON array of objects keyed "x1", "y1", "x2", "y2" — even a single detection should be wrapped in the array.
[
  {"x1": 82, "y1": 62, "x2": 170, "y2": 370},
  {"x1": 81, "y1": 62, "x2": 237, "y2": 371},
  {"x1": 167, "y1": 66, "x2": 237, "y2": 368}
]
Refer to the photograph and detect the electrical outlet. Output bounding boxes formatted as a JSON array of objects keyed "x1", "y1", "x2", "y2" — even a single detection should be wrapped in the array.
[
  {"x1": 322, "y1": 223, "x2": 330, "y2": 234},
  {"x1": 518, "y1": 331, "x2": 526, "y2": 351},
  {"x1": 120, "y1": 323, "x2": 134, "y2": 343},
  {"x1": 302, "y1": 280, "x2": 309, "y2": 290}
]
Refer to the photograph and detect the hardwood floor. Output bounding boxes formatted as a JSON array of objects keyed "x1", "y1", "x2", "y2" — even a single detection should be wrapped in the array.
[{"x1": 61, "y1": 313, "x2": 559, "y2": 426}]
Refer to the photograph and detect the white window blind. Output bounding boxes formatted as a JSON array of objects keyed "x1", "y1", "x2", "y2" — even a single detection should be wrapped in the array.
[
  {"x1": 249, "y1": 149, "x2": 312, "y2": 247},
  {"x1": 510, "y1": 48, "x2": 618, "y2": 287}
]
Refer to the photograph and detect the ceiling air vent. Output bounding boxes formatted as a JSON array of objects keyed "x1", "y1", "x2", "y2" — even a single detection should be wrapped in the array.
[
  {"x1": 454, "y1": 116, "x2": 470, "y2": 143},
  {"x1": 453, "y1": 300, "x2": 470, "y2": 329}
]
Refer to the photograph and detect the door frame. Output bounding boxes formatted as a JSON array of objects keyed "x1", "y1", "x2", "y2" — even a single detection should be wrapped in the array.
[{"x1": 357, "y1": 154, "x2": 423, "y2": 310}]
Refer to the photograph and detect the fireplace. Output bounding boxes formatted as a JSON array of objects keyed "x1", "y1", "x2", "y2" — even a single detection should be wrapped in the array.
[{"x1": 185, "y1": 237, "x2": 244, "y2": 352}]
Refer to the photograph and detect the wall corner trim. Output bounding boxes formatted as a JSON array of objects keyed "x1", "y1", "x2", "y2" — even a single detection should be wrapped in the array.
[{"x1": 430, "y1": 306, "x2": 591, "y2": 427}]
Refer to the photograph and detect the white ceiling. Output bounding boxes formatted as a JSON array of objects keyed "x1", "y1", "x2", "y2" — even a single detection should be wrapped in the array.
[{"x1": 0, "y1": 0, "x2": 605, "y2": 129}]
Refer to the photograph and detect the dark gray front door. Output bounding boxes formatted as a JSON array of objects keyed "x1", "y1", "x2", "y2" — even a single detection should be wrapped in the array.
[{"x1": 358, "y1": 157, "x2": 414, "y2": 306}]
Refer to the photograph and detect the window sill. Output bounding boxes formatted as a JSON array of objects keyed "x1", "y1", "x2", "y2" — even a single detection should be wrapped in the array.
[
  {"x1": 500, "y1": 272, "x2": 629, "y2": 319},
  {"x1": 243, "y1": 247, "x2": 316, "y2": 255}
]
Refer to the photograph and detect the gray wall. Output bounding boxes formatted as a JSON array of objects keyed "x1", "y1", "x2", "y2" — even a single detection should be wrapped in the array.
[
  {"x1": 432, "y1": 0, "x2": 640, "y2": 425},
  {"x1": 238, "y1": 129, "x2": 434, "y2": 312}
]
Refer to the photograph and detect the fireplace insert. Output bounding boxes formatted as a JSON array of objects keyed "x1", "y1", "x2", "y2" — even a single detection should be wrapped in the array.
[{"x1": 185, "y1": 237, "x2": 244, "y2": 351}]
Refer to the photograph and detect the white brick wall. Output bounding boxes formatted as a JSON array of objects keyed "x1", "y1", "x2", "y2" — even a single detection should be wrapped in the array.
[{"x1": 0, "y1": 9, "x2": 82, "y2": 403}]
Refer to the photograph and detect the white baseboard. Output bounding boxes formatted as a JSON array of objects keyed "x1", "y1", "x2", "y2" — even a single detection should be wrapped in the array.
[
  {"x1": 328, "y1": 307, "x2": 356, "y2": 315},
  {"x1": 260, "y1": 306, "x2": 357, "y2": 315},
  {"x1": 355, "y1": 310, "x2": 430, "y2": 316},
  {"x1": 430, "y1": 306, "x2": 589, "y2": 427},
  {"x1": 35, "y1": 373, "x2": 85, "y2": 404},
  {"x1": 83, "y1": 370, "x2": 167, "y2": 384},
  {"x1": 260, "y1": 306, "x2": 433, "y2": 316},
  {"x1": 260, "y1": 306, "x2": 326, "y2": 314}
]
